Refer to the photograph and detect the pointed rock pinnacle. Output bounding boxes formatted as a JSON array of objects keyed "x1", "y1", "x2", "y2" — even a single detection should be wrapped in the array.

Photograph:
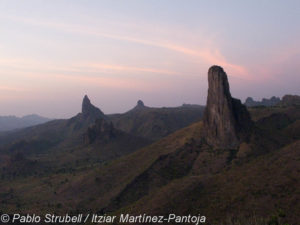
[{"x1": 203, "y1": 66, "x2": 253, "y2": 149}]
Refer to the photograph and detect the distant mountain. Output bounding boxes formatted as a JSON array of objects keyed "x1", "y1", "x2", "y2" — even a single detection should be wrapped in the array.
[
  {"x1": 244, "y1": 96, "x2": 280, "y2": 107},
  {"x1": 0, "y1": 95, "x2": 151, "y2": 178},
  {"x1": 109, "y1": 100, "x2": 205, "y2": 141},
  {"x1": 0, "y1": 96, "x2": 105, "y2": 156},
  {"x1": 0, "y1": 114, "x2": 51, "y2": 132},
  {"x1": 279, "y1": 94, "x2": 300, "y2": 106}
]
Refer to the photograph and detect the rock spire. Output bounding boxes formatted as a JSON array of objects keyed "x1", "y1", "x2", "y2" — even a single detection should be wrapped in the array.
[
  {"x1": 203, "y1": 66, "x2": 253, "y2": 149},
  {"x1": 82, "y1": 95, "x2": 104, "y2": 118}
]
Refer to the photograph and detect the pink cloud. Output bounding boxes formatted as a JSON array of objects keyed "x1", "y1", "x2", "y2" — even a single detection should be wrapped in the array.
[
  {"x1": 0, "y1": 57, "x2": 178, "y2": 76},
  {"x1": 2, "y1": 14, "x2": 250, "y2": 80},
  {"x1": 76, "y1": 63, "x2": 178, "y2": 75},
  {"x1": 0, "y1": 85, "x2": 27, "y2": 92},
  {"x1": 51, "y1": 73, "x2": 155, "y2": 92},
  {"x1": 0, "y1": 68, "x2": 166, "y2": 93}
]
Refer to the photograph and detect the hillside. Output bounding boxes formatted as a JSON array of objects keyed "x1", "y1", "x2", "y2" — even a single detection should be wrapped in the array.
[
  {"x1": 109, "y1": 100, "x2": 204, "y2": 141},
  {"x1": 119, "y1": 139, "x2": 299, "y2": 224},
  {"x1": 0, "y1": 120, "x2": 203, "y2": 214},
  {"x1": 0, "y1": 104, "x2": 299, "y2": 224}
]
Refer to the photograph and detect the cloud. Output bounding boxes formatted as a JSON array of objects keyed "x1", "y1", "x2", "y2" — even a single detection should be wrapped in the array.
[
  {"x1": 75, "y1": 63, "x2": 178, "y2": 75},
  {"x1": 0, "y1": 85, "x2": 27, "y2": 92},
  {"x1": 161, "y1": 43, "x2": 249, "y2": 78},
  {"x1": 50, "y1": 73, "x2": 157, "y2": 92},
  {"x1": 1, "y1": 14, "x2": 250, "y2": 79},
  {"x1": 0, "y1": 56, "x2": 180, "y2": 94},
  {"x1": 0, "y1": 57, "x2": 178, "y2": 78},
  {"x1": 0, "y1": 67, "x2": 165, "y2": 93}
]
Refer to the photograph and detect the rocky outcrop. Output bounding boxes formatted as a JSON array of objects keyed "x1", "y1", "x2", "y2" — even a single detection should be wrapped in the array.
[
  {"x1": 245, "y1": 96, "x2": 280, "y2": 107},
  {"x1": 203, "y1": 66, "x2": 253, "y2": 149},
  {"x1": 81, "y1": 95, "x2": 115, "y2": 144},
  {"x1": 66, "y1": 95, "x2": 106, "y2": 130},
  {"x1": 82, "y1": 95, "x2": 104, "y2": 119},
  {"x1": 126, "y1": 100, "x2": 148, "y2": 113},
  {"x1": 132, "y1": 100, "x2": 146, "y2": 111},
  {"x1": 280, "y1": 95, "x2": 300, "y2": 106},
  {"x1": 137, "y1": 100, "x2": 145, "y2": 107}
]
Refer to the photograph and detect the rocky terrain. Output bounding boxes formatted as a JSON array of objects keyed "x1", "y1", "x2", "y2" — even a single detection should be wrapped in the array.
[{"x1": 0, "y1": 66, "x2": 299, "y2": 225}]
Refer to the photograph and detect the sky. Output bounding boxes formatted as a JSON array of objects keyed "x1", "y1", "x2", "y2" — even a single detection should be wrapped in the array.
[{"x1": 0, "y1": 0, "x2": 300, "y2": 118}]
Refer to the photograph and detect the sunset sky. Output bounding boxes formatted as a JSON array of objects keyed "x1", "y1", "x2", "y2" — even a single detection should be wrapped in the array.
[{"x1": 1, "y1": 0, "x2": 300, "y2": 118}]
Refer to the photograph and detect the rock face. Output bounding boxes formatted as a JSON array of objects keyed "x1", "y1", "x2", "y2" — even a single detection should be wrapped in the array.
[
  {"x1": 82, "y1": 95, "x2": 104, "y2": 119},
  {"x1": 203, "y1": 66, "x2": 253, "y2": 149}
]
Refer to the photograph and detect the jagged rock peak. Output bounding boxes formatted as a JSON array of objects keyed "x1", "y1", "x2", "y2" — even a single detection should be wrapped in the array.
[
  {"x1": 82, "y1": 95, "x2": 91, "y2": 110},
  {"x1": 82, "y1": 95, "x2": 104, "y2": 117},
  {"x1": 203, "y1": 66, "x2": 253, "y2": 149},
  {"x1": 137, "y1": 100, "x2": 145, "y2": 107}
]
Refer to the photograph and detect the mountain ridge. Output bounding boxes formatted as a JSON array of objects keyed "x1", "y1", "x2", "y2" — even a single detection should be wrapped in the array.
[{"x1": 0, "y1": 114, "x2": 51, "y2": 132}]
